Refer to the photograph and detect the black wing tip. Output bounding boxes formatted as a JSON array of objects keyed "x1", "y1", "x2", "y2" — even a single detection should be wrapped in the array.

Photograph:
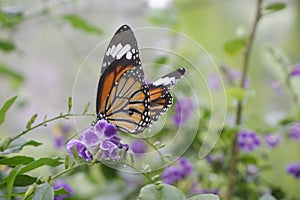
[
  {"x1": 116, "y1": 24, "x2": 132, "y2": 34},
  {"x1": 178, "y1": 67, "x2": 186, "y2": 75}
]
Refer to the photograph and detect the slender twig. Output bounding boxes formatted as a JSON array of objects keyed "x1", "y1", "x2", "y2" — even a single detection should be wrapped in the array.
[
  {"x1": 143, "y1": 138, "x2": 170, "y2": 163},
  {"x1": 11, "y1": 113, "x2": 94, "y2": 141},
  {"x1": 225, "y1": 0, "x2": 263, "y2": 199}
]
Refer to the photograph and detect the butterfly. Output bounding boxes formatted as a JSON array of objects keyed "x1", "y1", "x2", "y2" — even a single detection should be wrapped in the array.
[{"x1": 96, "y1": 24, "x2": 186, "y2": 134}]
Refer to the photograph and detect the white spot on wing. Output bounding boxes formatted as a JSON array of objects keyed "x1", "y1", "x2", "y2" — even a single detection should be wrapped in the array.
[
  {"x1": 116, "y1": 44, "x2": 131, "y2": 59},
  {"x1": 126, "y1": 51, "x2": 132, "y2": 59},
  {"x1": 152, "y1": 77, "x2": 176, "y2": 86},
  {"x1": 111, "y1": 43, "x2": 122, "y2": 58}
]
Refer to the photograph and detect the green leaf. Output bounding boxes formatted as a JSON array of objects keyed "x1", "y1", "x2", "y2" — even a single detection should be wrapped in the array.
[
  {"x1": 220, "y1": 127, "x2": 238, "y2": 140},
  {"x1": 100, "y1": 164, "x2": 117, "y2": 180},
  {"x1": 68, "y1": 97, "x2": 72, "y2": 113},
  {"x1": 26, "y1": 113, "x2": 38, "y2": 130},
  {"x1": 13, "y1": 174, "x2": 40, "y2": 187},
  {"x1": 0, "y1": 95, "x2": 17, "y2": 125},
  {"x1": 239, "y1": 154, "x2": 258, "y2": 165},
  {"x1": 187, "y1": 194, "x2": 220, "y2": 200},
  {"x1": 137, "y1": 184, "x2": 185, "y2": 200},
  {"x1": 154, "y1": 56, "x2": 169, "y2": 65},
  {"x1": 224, "y1": 38, "x2": 247, "y2": 55},
  {"x1": 54, "y1": 188, "x2": 70, "y2": 196},
  {"x1": 264, "y1": 2, "x2": 286, "y2": 13},
  {"x1": 61, "y1": 14, "x2": 103, "y2": 35},
  {"x1": 19, "y1": 157, "x2": 63, "y2": 174},
  {"x1": 32, "y1": 182, "x2": 54, "y2": 200},
  {"x1": 0, "y1": 39, "x2": 15, "y2": 52},
  {"x1": 82, "y1": 101, "x2": 90, "y2": 114},
  {"x1": 0, "y1": 63, "x2": 24, "y2": 88},
  {"x1": 1, "y1": 138, "x2": 42, "y2": 154},
  {"x1": 6, "y1": 165, "x2": 22, "y2": 200},
  {"x1": 0, "y1": 10, "x2": 24, "y2": 28},
  {"x1": 0, "y1": 156, "x2": 34, "y2": 166},
  {"x1": 226, "y1": 87, "x2": 245, "y2": 100}
]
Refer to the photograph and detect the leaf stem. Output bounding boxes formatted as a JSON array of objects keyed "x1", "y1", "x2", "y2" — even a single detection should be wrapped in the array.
[
  {"x1": 11, "y1": 113, "x2": 94, "y2": 141},
  {"x1": 225, "y1": 0, "x2": 263, "y2": 199}
]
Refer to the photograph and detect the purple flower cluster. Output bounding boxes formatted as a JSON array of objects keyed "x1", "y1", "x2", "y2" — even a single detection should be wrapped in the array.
[
  {"x1": 286, "y1": 162, "x2": 300, "y2": 179},
  {"x1": 162, "y1": 157, "x2": 193, "y2": 184},
  {"x1": 130, "y1": 139, "x2": 147, "y2": 154},
  {"x1": 53, "y1": 179, "x2": 73, "y2": 200},
  {"x1": 288, "y1": 123, "x2": 300, "y2": 141},
  {"x1": 172, "y1": 98, "x2": 195, "y2": 126},
  {"x1": 205, "y1": 153, "x2": 225, "y2": 164},
  {"x1": 190, "y1": 182, "x2": 220, "y2": 195},
  {"x1": 237, "y1": 130, "x2": 261, "y2": 152},
  {"x1": 290, "y1": 63, "x2": 300, "y2": 77},
  {"x1": 264, "y1": 133, "x2": 282, "y2": 148},
  {"x1": 66, "y1": 120, "x2": 128, "y2": 161}
]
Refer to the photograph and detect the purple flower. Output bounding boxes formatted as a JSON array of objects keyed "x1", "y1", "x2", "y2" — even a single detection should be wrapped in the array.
[
  {"x1": 205, "y1": 153, "x2": 225, "y2": 164},
  {"x1": 237, "y1": 130, "x2": 261, "y2": 152},
  {"x1": 53, "y1": 124, "x2": 72, "y2": 148},
  {"x1": 228, "y1": 68, "x2": 250, "y2": 88},
  {"x1": 247, "y1": 164, "x2": 260, "y2": 178},
  {"x1": 66, "y1": 139, "x2": 93, "y2": 161},
  {"x1": 208, "y1": 73, "x2": 220, "y2": 90},
  {"x1": 191, "y1": 182, "x2": 220, "y2": 195},
  {"x1": 264, "y1": 133, "x2": 282, "y2": 148},
  {"x1": 286, "y1": 162, "x2": 300, "y2": 179},
  {"x1": 162, "y1": 157, "x2": 193, "y2": 184},
  {"x1": 288, "y1": 123, "x2": 300, "y2": 141},
  {"x1": 172, "y1": 98, "x2": 195, "y2": 126},
  {"x1": 270, "y1": 81, "x2": 284, "y2": 96},
  {"x1": 130, "y1": 140, "x2": 147, "y2": 154},
  {"x1": 290, "y1": 63, "x2": 300, "y2": 77},
  {"x1": 66, "y1": 120, "x2": 128, "y2": 161},
  {"x1": 53, "y1": 179, "x2": 73, "y2": 200}
]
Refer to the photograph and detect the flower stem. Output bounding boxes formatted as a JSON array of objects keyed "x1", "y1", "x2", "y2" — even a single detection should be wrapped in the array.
[
  {"x1": 11, "y1": 113, "x2": 94, "y2": 141},
  {"x1": 143, "y1": 138, "x2": 170, "y2": 163},
  {"x1": 225, "y1": 0, "x2": 263, "y2": 199}
]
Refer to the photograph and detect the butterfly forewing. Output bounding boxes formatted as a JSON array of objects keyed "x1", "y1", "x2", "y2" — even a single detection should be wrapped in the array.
[
  {"x1": 96, "y1": 25, "x2": 151, "y2": 133},
  {"x1": 148, "y1": 68, "x2": 186, "y2": 121},
  {"x1": 102, "y1": 25, "x2": 141, "y2": 74}
]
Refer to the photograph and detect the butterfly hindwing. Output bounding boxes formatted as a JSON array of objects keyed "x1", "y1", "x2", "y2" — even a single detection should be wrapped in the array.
[{"x1": 148, "y1": 68, "x2": 186, "y2": 121}]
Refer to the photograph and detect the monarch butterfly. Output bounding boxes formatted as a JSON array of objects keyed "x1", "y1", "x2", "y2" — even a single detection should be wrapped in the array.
[{"x1": 96, "y1": 24, "x2": 186, "y2": 134}]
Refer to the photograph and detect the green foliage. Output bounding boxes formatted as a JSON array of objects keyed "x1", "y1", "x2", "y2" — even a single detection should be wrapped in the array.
[
  {"x1": 137, "y1": 184, "x2": 185, "y2": 200},
  {"x1": 264, "y1": 2, "x2": 286, "y2": 13},
  {"x1": 61, "y1": 14, "x2": 103, "y2": 35},
  {"x1": 137, "y1": 184, "x2": 220, "y2": 200},
  {"x1": 31, "y1": 182, "x2": 54, "y2": 200},
  {"x1": 226, "y1": 87, "x2": 245, "y2": 100},
  {"x1": 0, "y1": 95, "x2": 17, "y2": 126},
  {"x1": 0, "y1": 9, "x2": 23, "y2": 28},
  {"x1": 187, "y1": 194, "x2": 220, "y2": 200},
  {"x1": 1, "y1": 138, "x2": 42, "y2": 154},
  {"x1": 26, "y1": 114, "x2": 38, "y2": 130},
  {"x1": 224, "y1": 38, "x2": 247, "y2": 55},
  {"x1": 0, "y1": 63, "x2": 24, "y2": 88},
  {"x1": 0, "y1": 38, "x2": 15, "y2": 52}
]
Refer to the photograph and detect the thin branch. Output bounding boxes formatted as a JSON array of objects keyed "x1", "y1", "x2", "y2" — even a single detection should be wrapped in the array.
[
  {"x1": 11, "y1": 113, "x2": 94, "y2": 141},
  {"x1": 225, "y1": 0, "x2": 263, "y2": 199}
]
